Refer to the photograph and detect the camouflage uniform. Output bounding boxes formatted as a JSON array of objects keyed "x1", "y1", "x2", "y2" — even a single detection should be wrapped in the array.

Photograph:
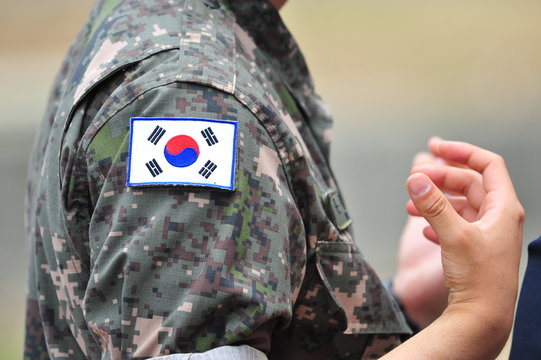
[{"x1": 24, "y1": 0, "x2": 410, "y2": 359}]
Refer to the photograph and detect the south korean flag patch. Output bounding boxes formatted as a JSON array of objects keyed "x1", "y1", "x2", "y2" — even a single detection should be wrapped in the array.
[{"x1": 127, "y1": 117, "x2": 238, "y2": 190}]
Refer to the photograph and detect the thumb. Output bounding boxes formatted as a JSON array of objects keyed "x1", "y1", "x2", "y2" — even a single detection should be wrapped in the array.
[{"x1": 406, "y1": 173, "x2": 463, "y2": 240}]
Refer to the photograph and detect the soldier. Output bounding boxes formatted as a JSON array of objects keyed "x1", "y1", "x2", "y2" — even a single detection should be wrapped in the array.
[{"x1": 24, "y1": 0, "x2": 523, "y2": 359}]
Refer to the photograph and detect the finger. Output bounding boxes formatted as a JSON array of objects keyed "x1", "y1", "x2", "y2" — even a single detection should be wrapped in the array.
[
  {"x1": 433, "y1": 140, "x2": 515, "y2": 195},
  {"x1": 461, "y1": 206, "x2": 479, "y2": 223},
  {"x1": 447, "y1": 196, "x2": 480, "y2": 222},
  {"x1": 428, "y1": 136, "x2": 443, "y2": 158},
  {"x1": 406, "y1": 173, "x2": 464, "y2": 240},
  {"x1": 411, "y1": 164, "x2": 486, "y2": 210},
  {"x1": 407, "y1": 196, "x2": 479, "y2": 222},
  {"x1": 423, "y1": 226, "x2": 439, "y2": 244},
  {"x1": 413, "y1": 152, "x2": 437, "y2": 167},
  {"x1": 429, "y1": 137, "x2": 468, "y2": 169},
  {"x1": 406, "y1": 200, "x2": 420, "y2": 216}
]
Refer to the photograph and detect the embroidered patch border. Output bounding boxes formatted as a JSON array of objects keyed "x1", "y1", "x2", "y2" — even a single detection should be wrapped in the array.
[{"x1": 126, "y1": 117, "x2": 238, "y2": 190}]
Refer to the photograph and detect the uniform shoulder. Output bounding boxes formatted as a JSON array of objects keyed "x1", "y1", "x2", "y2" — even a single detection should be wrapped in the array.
[
  {"x1": 70, "y1": 0, "x2": 238, "y2": 106},
  {"x1": 83, "y1": 81, "x2": 260, "y2": 167},
  {"x1": 66, "y1": 0, "x2": 281, "y2": 170}
]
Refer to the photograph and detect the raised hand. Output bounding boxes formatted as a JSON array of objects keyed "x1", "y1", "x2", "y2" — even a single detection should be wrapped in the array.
[
  {"x1": 383, "y1": 138, "x2": 523, "y2": 359},
  {"x1": 394, "y1": 152, "x2": 447, "y2": 328}
]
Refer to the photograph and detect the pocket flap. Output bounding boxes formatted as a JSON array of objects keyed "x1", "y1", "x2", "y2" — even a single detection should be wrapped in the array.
[{"x1": 316, "y1": 241, "x2": 411, "y2": 335}]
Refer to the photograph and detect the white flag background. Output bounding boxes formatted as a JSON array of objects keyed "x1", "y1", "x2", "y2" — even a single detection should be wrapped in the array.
[{"x1": 127, "y1": 117, "x2": 238, "y2": 190}]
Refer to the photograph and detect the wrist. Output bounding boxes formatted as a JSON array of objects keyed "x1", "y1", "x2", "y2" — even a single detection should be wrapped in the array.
[
  {"x1": 380, "y1": 301, "x2": 513, "y2": 360},
  {"x1": 446, "y1": 279, "x2": 518, "y2": 337},
  {"x1": 443, "y1": 300, "x2": 514, "y2": 351}
]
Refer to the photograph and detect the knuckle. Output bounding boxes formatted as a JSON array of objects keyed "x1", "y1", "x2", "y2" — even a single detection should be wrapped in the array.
[
  {"x1": 516, "y1": 205, "x2": 526, "y2": 224},
  {"x1": 423, "y1": 195, "x2": 447, "y2": 219},
  {"x1": 493, "y1": 153, "x2": 505, "y2": 166}
]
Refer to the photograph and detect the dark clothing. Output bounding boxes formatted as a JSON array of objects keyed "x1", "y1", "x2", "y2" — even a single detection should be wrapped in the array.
[{"x1": 510, "y1": 236, "x2": 541, "y2": 360}]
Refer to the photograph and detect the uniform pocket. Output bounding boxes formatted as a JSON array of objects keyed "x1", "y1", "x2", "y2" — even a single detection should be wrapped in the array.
[{"x1": 315, "y1": 241, "x2": 411, "y2": 335}]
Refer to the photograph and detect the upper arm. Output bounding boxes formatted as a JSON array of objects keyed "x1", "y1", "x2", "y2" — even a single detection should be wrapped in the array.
[{"x1": 82, "y1": 82, "x2": 305, "y2": 357}]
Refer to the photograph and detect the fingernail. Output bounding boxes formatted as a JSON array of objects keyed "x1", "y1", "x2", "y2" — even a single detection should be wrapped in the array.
[{"x1": 408, "y1": 174, "x2": 432, "y2": 197}]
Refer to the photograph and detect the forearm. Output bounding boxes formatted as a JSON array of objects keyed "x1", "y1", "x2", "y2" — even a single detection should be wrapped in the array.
[{"x1": 381, "y1": 302, "x2": 513, "y2": 359}]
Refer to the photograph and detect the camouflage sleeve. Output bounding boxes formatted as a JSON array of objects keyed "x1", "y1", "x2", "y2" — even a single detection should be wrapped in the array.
[{"x1": 82, "y1": 81, "x2": 303, "y2": 357}]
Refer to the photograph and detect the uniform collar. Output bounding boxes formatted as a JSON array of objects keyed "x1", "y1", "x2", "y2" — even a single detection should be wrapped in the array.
[{"x1": 221, "y1": 0, "x2": 315, "y2": 95}]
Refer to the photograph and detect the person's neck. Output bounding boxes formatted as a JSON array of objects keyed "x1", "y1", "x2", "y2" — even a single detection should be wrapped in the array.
[{"x1": 269, "y1": 0, "x2": 287, "y2": 10}]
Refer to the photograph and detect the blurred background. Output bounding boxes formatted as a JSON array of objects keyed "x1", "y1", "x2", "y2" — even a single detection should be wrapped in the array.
[{"x1": 1, "y1": 0, "x2": 540, "y2": 358}]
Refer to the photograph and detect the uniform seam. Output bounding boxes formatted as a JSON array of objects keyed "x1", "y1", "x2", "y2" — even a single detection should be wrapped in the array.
[{"x1": 227, "y1": 89, "x2": 305, "y2": 236}]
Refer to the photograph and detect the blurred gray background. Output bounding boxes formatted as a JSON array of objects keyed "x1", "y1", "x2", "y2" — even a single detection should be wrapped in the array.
[{"x1": 1, "y1": 0, "x2": 540, "y2": 358}]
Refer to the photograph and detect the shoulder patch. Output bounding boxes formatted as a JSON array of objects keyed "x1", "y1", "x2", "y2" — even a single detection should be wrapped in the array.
[{"x1": 127, "y1": 117, "x2": 238, "y2": 190}]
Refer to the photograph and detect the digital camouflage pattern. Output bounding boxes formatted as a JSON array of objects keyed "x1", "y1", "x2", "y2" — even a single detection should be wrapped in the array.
[{"x1": 24, "y1": 0, "x2": 411, "y2": 359}]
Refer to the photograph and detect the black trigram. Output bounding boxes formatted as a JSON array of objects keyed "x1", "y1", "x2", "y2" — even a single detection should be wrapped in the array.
[
  {"x1": 199, "y1": 160, "x2": 217, "y2": 179},
  {"x1": 145, "y1": 159, "x2": 163, "y2": 177},
  {"x1": 201, "y1": 127, "x2": 218, "y2": 146},
  {"x1": 148, "y1": 125, "x2": 166, "y2": 145}
]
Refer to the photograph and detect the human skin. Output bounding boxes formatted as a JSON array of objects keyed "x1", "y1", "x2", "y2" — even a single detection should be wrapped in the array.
[
  {"x1": 274, "y1": 1, "x2": 521, "y2": 355},
  {"x1": 269, "y1": 0, "x2": 287, "y2": 10},
  {"x1": 382, "y1": 138, "x2": 523, "y2": 359},
  {"x1": 394, "y1": 152, "x2": 448, "y2": 328},
  {"x1": 272, "y1": 0, "x2": 450, "y2": 330}
]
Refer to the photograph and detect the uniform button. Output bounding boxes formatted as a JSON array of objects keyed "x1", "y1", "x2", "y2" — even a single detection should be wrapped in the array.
[{"x1": 203, "y1": 0, "x2": 220, "y2": 9}]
